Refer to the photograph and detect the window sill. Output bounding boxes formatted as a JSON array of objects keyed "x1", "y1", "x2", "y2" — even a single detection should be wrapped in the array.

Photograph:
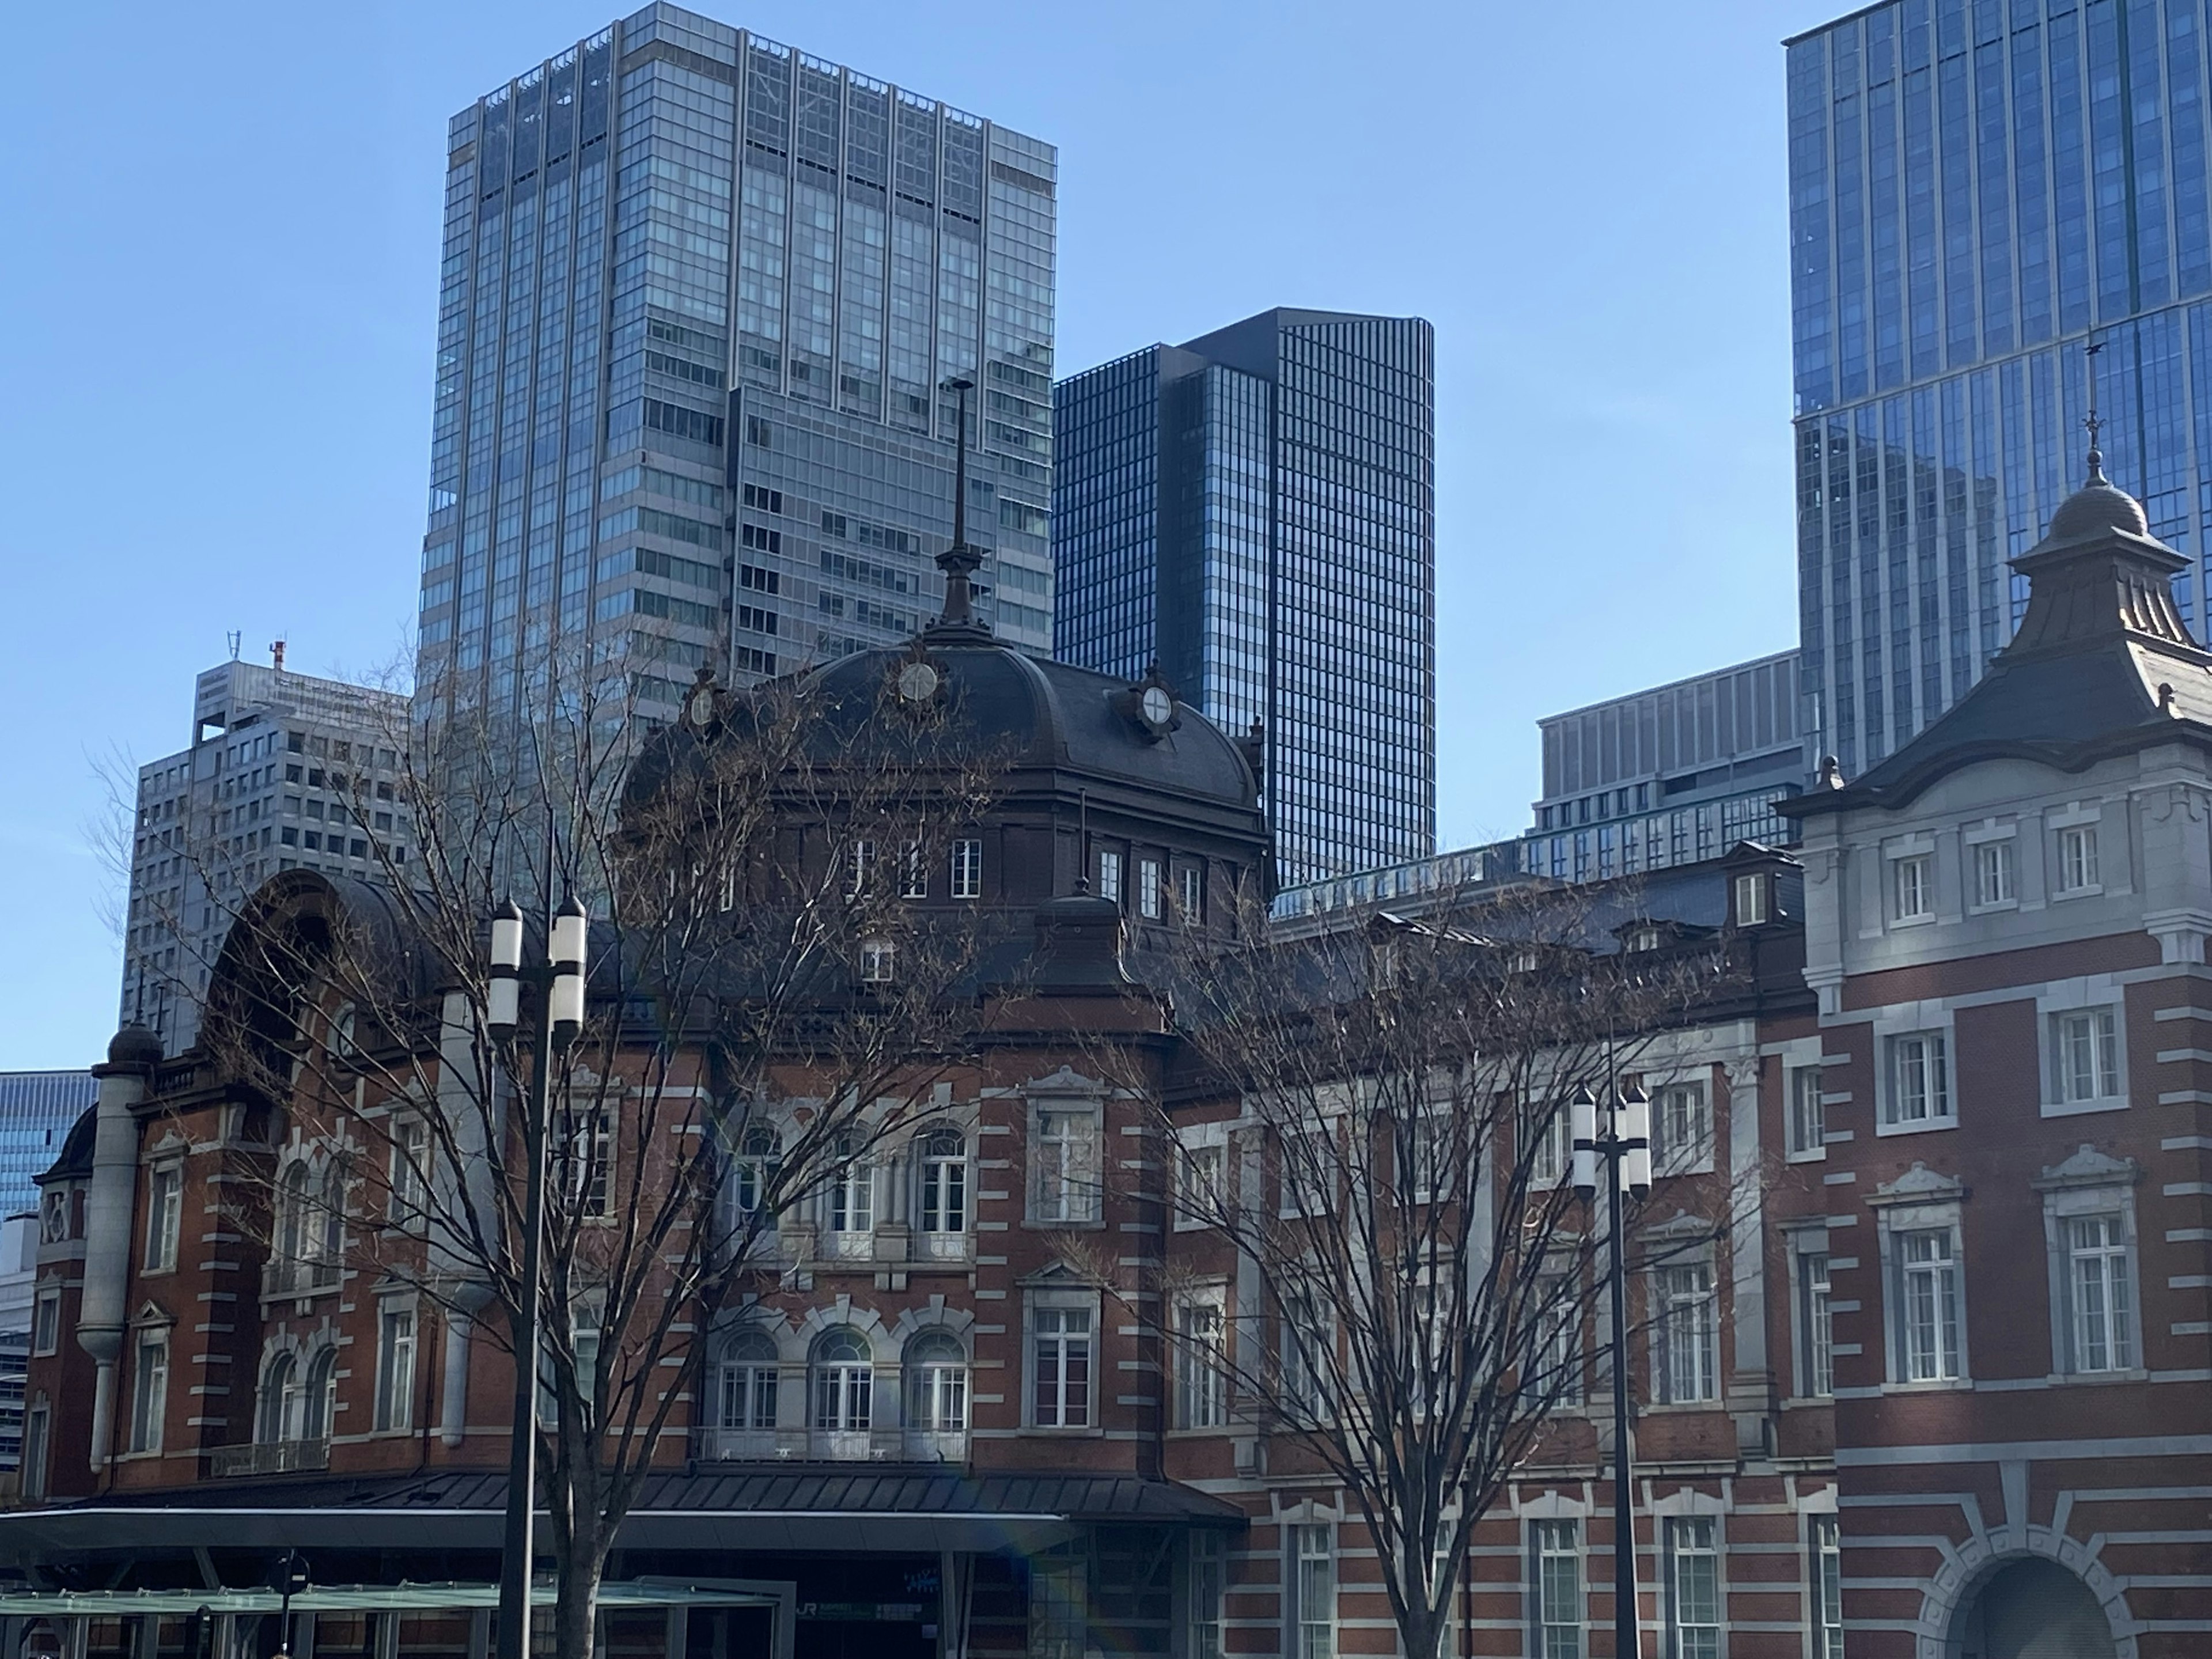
[
  {"x1": 1967, "y1": 900, "x2": 2019, "y2": 916},
  {"x1": 1883, "y1": 1378, "x2": 1970, "y2": 1395},
  {"x1": 1021, "y1": 1217, "x2": 1105, "y2": 1232},
  {"x1": 1779, "y1": 1395, "x2": 1835, "y2": 1410},
  {"x1": 2054, "y1": 1366, "x2": 2149, "y2": 1386},
  {"x1": 1641, "y1": 1399, "x2": 1724, "y2": 1414},
  {"x1": 1874, "y1": 1114, "x2": 1957, "y2": 1138},
  {"x1": 1020, "y1": 1423, "x2": 1105, "y2": 1437},
  {"x1": 2042, "y1": 1094, "x2": 2127, "y2": 1118},
  {"x1": 2051, "y1": 884, "x2": 2104, "y2": 902},
  {"x1": 1785, "y1": 1146, "x2": 1828, "y2": 1164},
  {"x1": 1889, "y1": 913, "x2": 1936, "y2": 930}
]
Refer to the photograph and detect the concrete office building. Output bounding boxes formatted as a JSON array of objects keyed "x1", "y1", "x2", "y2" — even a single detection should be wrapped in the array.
[
  {"x1": 1788, "y1": 0, "x2": 2212, "y2": 771},
  {"x1": 415, "y1": 4, "x2": 1057, "y2": 722},
  {"x1": 119, "y1": 656, "x2": 412, "y2": 1056},
  {"x1": 1054, "y1": 310, "x2": 1436, "y2": 889},
  {"x1": 1523, "y1": 649, "x2": 1806, "y2": 883}
]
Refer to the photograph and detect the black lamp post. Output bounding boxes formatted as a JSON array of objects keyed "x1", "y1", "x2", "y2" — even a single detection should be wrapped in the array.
[
  {"x1": 487, "y1": 894, "x2": 589, "y2": 1659},
  {"x1": 1571, "y1": 1079, "x2": 1653, "y2": 1659}
]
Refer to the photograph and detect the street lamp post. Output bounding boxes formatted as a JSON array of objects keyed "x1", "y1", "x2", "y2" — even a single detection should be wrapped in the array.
[
  {"x1": 1571, "y1": 1080, "x2": 1653, "y2": 1659},
  {"x1": 487, "y1": 894, "x2": 589, "y2": 1659}
]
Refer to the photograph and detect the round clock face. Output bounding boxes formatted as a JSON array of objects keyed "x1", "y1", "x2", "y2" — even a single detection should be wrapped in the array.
[
  {"x1": 1141, "y1": 684, "x2": 1174, "y2": 726},
  {"x1": 897, "y1": 661, "x2": 941, "y2": 703}
]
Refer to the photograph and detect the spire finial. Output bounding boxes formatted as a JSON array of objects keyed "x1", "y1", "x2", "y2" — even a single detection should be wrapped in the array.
[
  {"x1": 2085, "y1": 338, "x2": 2108, "y2": 482},
  {"x1": 927, "y1": 377, "x2": 988, "y2": 635}
]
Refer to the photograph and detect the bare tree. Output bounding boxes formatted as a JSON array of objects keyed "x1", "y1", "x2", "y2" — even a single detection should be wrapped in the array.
[
  {"x1": 1112, "y1": 883, "x2": 1743, "y2": 1659},
  {"x1": 168, "y1": 642, "x2": 1018, "y2": 1659}
]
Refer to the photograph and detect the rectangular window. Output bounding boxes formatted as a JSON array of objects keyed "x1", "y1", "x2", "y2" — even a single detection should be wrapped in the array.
[
  {"x1": 1886, "y1": 1032, "x2": 1952, "y2": 1126},
  {"x1": 1664, "y1": 1516, "x2": 1720, "y2": 1659},
  {"x1": 1177, "y1": 864, "x2": 1203, "y2": 919},
  {"x1": 846, "y1": 838, "x2": 874, "y2": 897},
  {"x1": 20, "y1": 1405, "x2": 47, "y2": 1501},
  {"x1": 900, "y1": 840, "x2": 929, "y2": 899},
  {"x1": 1537, "y1": 1275, "x2": 1583, "y2": 1406},
  {"x1": 562, "y1": 1109, "x2": 612, "y2": 1218},
  {"x1": 144, "y1": 1166, "x2": 182, "y2": 1273},
  {"x1": 1528, "y1": 1097, "x2": 1569, "y2": 1185},
  {"x1": 1812, "y1": 1515, "x2": 1844, "y2": 1659},
  {"x1": 1188, "y1": 1532, "x2": 1225, "y2": 1659},
  {"x1": 1031, "y1": 1559, "x2": 1086, "y2": 1659},
  {"x1": 130, "y1": 1334, "x2": 168, "y2": 1453},
  {"x1": 2052, "y1": 1007, "x2": 2120, "y2": 1104},
  {"x1": 1032, "y1": 1306, "x2": 1092, "y2": 1426},
  {"x1": 1097, "y1": 849, "x2": 1123, "y2": 903},
  {"x1": 1139, "y1": 858, "x2": 1162, "y2": 919},
  {"x1": 1733, "y1": 872, "x2": 1767, "y2": 925},
  {"x1": 1799, "y1": 1251, "x2": 1834, "y2": 1397},
  {"x1": 831, "y1": 1158, "x2": 874, "y2": 1234},
  {"x1": 1898, "y1": 1228, "x2": 1963, "y2": 1381},
  {"x1": 1033, "y1": 1108, "x2": 1099, "y2": 1222},
  {"x1": 951, "y1": 838, "x2": 982, "y2": 899},
  {"x1": 2067, "y1": 1213, "x2": 2135, "y2": 1372},
  {"x1": 1974, "y1": 838, "x2": 2015, "y2": 906},
  {"x1": 1654, "y1": 1263, "x2": 1717, "y2": 1403},
  {"x1": 1651, "y1": 1081, "x2": 1710, "y2": 1171},
  {"x1": 375, "y1": 1306, "x2": 416, "y2": 1430},
  {"x1": 1178, "y1": 1141, "x2": 1226, "y2": 1224},
  {"x1": 860, "y1": 938, "x2": 896, "y2": 982},
  {"x1": 2057, "y1": 824, "x2": 2100, "y2": 892},
  {"x1": 1788, "y1": 1066, "x2": 1825, "y2": 1156},
  {"x1": 1176, "y1": 1295, "x2": 1226, "y2": 1429},
  {"x1": 921, "y1": 1140, "x2": 967, "y2": 1235},
  {"x1": 1531, "y1": 1518, "x2": 1582, "y2": 1659},
  {"x1": 1892, "y1": 853, "x2": 1932, "y2": 920},
  {"x1": 33, "y1": 1287, "x2": 60, "y2": 1357},
  {"x1": 1294, "y1": 1524, "x2": 1335, "y2": 1659},
  {"x1": 389, "y1": 1117, "x2": 427, "y2": 1221}
]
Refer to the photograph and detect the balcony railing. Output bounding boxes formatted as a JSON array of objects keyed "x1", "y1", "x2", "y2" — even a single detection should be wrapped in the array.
[
  {"x1": 208, "y1": 1437, "x2": 330, "y2": 1478},
  {"x1": 692, "y1": 1426, "x2": 965, "y2": 1464}
]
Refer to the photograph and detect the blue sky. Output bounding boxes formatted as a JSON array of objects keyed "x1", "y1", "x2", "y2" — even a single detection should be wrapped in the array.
[{"x1": 0, "y1": 0, "x2": 1832, "y2": 1068}]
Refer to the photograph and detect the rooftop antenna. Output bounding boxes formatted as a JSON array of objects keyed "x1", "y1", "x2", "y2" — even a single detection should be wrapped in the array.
[
  {"x1": 270, "y1": 639, "x2": 287, "y2": 674},
  {"x1": 2085, "y1": 338, "x2": 2108, "y2": 482},
  {"x1": 226, "y1": 630, "x2": 241, "y2": 662},
  {"x1": 1077, "y1": 789, "x2": 1092, "y2": 896}
]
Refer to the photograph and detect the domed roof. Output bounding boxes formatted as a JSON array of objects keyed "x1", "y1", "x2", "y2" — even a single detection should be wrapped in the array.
[
  {"x1": 105, "y1": 1025, "x2": 163, "y2": 1068},
  {"x1": 800, "y1": 641, "x2": 1260, "y2": 812},
  {"x1": 2048, "y1": 451, "x2": 2150, "y2": 541}
]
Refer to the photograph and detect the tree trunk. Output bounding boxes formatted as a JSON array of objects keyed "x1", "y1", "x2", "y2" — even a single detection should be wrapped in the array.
[{"x1": 551, "y1": 1521, "x2": 606, "y2": 1659}]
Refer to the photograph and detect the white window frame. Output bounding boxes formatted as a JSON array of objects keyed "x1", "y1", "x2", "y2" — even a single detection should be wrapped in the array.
[
  {"x1": 1793, "y1": 1238, "x2": 1834, "y2": 1400},
  {"x1": 1785, "y1": 1065, "x2": 1826, "y2": 1161},
  {"x1": 1027, "y1": 1293, "x2": 1099, "y2": 1429},
  {"x1": 1139, "y1": 857, "x2": 1163, "y2": 919},
  {"x1": 1733, "y1": 872, "x2": 1768, "y2": 926},
  {"x1": 859, "y1": 938, "x2": 896, "y2": 983},
  {"x1": 1968, "y1": 830, "x2": 2017, "y2": 912},
  {"x1": 32, "y1": 1287, "x2": 60, "y2": 1358},
  {"x1": 1097, "y1": 848, "x2": 1123, "y2": 903},
  {"x1": 1884, "y1": 1220, "x2": 1964, "y2": 1385},
  {"x1": 1176, "y1": 863, "x2": 1203, "y2": 920},
  {"x1": 1529, "y1": 1517, "x2": 1583, "y2": 1659},
  {"x1": 374, "y1": 1300, "x2": 418, "y2": 1431},
  {"x1": 899, "y1": 839, "x2": 929, "y2": 899},
  {"x1": 143, "y1": 1162, "x2": 183, "y2": 1274},
  {"x1": 1891, "y1": 850, "x2": 1934, "y2": 924},
  {"x1": 902, "y1": 1330, "x2": 969, "y2": 1435},
  {"x1": 388, "y1": 1114, "x2": 428, "y2": 1224},
  {"x1": 845, "y1": 838, "x2": 874, "y2": 898},
  {"x1": 950, "y1": 837, "x2": 982, "y2": 900},
  {"x1": 1649, "y1": 1078, "x2": 1714, "y2": 1176},
  {"x1": 2054, "y1": 820, "x2": 2102, "y2": 896},
  {"x1": 1526, "y1": 1094, "x2": 1570, "y2": 1187},
  {"x1": 1809, "y1": 1512, "x2": 1844, "y2": 1659},
  {"x1": 1880, "y1": 1027, "x2": 1954, "y2": 1133},
  {"x1": 1291, "y1": 1522, "x2": 1335, "y2": 1659},
  {"x1": 20, "y1": 1401, "x2": 48, "y2": 1501},
  {"x1": 1029, "y1": 1096, "x2": 1102, "y2": 1226},
  {"x1": 810, "y1": 1327, "x2": 874, "y2": 1437},
  {"x1": 128, "y1": 1329, "x2": 169, "y2": 1454},
  {"x1": 1651, "y1": 1259, "x2": 1718, "y2": 1405},
  {"x1": 1662, "y1": 1514, "x2": 1722, "y2": 1659},
  {"x1": 2062, "y1": 1212, "x2": 2136, "y2": 1375},
  {"x1": 715, "y1": 1328, "x2": 781, "y2": 1433},
  {"x1": 918, "y1": 1125, "x2": 969, "y2": 1251},
  {"x1": 2044, "y1": 995, "x2": 2125, "y2": 1115},
  {"x1": 2037, "y1": 1156, "x2": 2144, "y2": 1381},
  {"x1": 1174, "y1": 1287, "x2": 1228, "y2": 1430},
  {"x1": 828, "y1": 1142, "x2": 874, "y2": 1247},
  {"x1": 1174, "y1": 1128, "x2": 1229, "y2": 1230},
  {"x1": 1187, "y1": 1532, "x2": 1225, "y2": 1659},
  {"x1": 1281, "y1": 1286, "x2": 1336, "y2": 1422}
]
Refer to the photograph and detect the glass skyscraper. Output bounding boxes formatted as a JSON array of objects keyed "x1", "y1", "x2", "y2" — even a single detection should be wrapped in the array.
[
  {"x1": 416, "y1": 4, "x2": 1056, "y2": 718},
  {"x1": 1053, "y1": 310, "x2": 1435, "y2": 890},
  {"x1": 1789, "y1": 0, "x2": 2212, "y2": 775}
]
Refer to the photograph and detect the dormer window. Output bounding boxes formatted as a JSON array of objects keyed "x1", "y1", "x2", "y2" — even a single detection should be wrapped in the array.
[
  {"x1": 1627, "y1": 926, "x2": 1661, "y2": 954},
  {"x1": 1892, "y1": 854, "x2": 1932, "y2": 922},
  {"x1": 1733, "y1": 873, "x2": 1768, "y2": 926},
  {"x1": 2057, "y1": 824, "x2": 2101, "y2": 893}
]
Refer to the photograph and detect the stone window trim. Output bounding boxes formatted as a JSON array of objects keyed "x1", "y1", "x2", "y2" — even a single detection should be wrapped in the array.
[
  {"x1": 1867, "y1": 1164, "x2": 1971, "y2": 1391},
  {"x1": 1172, "y1": 1120, "x2": 1232, "y2": 1232},
  {"x1": 370, "y1": 1287, "x2": 422, "y2": 1436},
  {"x1": 1642, "y1": 1067, "x2": 1717, "y2": 1178},
  {"x1": 1767, "y1": 1033, "x2": 1834, "y2": 1164},
  {"x1": 2036, "y1": 977, "x2": 2129, "y2": 1118},
  {"x1": 140, "y1": 1153, "x2": 187, "y2": 1278},
  {"x1": 2032, "y1": 1145, "x2": 2147, "y2": 1384},
  {"x1": 1962, "y1": 820, "x2": 2020, "y2": 915},
  {"x1": 1643, "y1": 1233, "x2": 1722, "y2": 1410},
  {"x1": 122, "y1": 1302, "x2": 179, "y2": 1460},
  {"x1": 1020, "y1": 1275, "x2": 1104, "y2": 1435},
  {"x1": 1884, "y1": 830, "x2": 1938, "y2": 929},
  {"x1": 1869, "y1": 1002, "x2": 1957, "y2": 1137},
  {"x1": 1778, "y1": 1215, "x2": 1837, "y2": 1406},
  {"x1": 1024, "y1": 1073, "x2": 1107, "y2": 1230}
]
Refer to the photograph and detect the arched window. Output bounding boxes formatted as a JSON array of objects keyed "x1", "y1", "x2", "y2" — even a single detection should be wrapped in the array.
[
  {"x1": 257, "y1": 1353, "x2": 298, "y2": 1444},
  {"x1": 919, "y1": 1127, "x2": 967, "y2": 1256},
  {"x1": 811, "y1": 1329, "x2": 873, "y2": 1434},
  {"x1": 275, "y1": 1160, "x2": 343, "y2": 1292},
  {"x1": 302, "y1": 1348, "x2": 337, "y2": 1441},
  {"x1": 904, "y1": 1331, "x2": 968, "y2": 1433},
  {"x1": 717, "y1": 1330, "x2": 779, "y2": 1431},
  {"x1": 276, "y1": 1164, "x2": 310, "y2": 1275}
]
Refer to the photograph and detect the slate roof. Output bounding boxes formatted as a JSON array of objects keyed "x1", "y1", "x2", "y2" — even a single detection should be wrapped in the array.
[{"x1": 1787, "y1": 452, "x2": 2212, "y2": 819}]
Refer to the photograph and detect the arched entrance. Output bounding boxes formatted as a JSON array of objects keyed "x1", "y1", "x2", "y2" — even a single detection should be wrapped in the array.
[{"x1": 1950, "y1": 1556, "x2": 2116, "y2": 1659}]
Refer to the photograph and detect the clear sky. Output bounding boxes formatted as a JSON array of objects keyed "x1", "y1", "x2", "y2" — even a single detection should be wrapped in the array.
[{"x1": 0, "y1": 0, "x2": 1835, "y2": 1069}]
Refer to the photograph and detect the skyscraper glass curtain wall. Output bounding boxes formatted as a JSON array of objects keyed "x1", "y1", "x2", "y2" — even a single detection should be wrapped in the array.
[
  {"x1": 1054, "y1": 311, "x2": 1436, "y2": 890},
  {"x1": 1788, "y1": 0, "x2": 2212, "y2": 774},
  {"x1": 416, "y1": 4, "x2": 1056, "y2": 723}
]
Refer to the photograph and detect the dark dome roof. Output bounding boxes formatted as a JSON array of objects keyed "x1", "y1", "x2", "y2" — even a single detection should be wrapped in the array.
[
  {"x1": 798, "y1": 641, "x2": 1260, "y2": 810},
  {"x1": 42, "y1": 1106, "x2": 97, "y2": 1184},
  {"x1": 2048, "y1": 457, "x2": 2150, "y2": 541},
  {"x1": 105, "y1": 1025, "x2": 163, "y2": 1068}
]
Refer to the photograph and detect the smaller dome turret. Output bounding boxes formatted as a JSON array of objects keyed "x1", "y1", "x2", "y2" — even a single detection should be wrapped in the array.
[
  {"x1": 2047, "y1": 448, "x2": 2150, "y2": 541},
  {"x1": 105, "y1": 1025, "x2": 163, "y2": 1069}
]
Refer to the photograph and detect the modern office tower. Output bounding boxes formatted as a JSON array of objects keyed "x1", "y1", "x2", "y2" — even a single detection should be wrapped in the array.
[
  {"x1": 0, "y1": 1074, "x2": 95, "y2": 1222},
  {"x1": 119, "y1": 656, "x2": 413, "y2": 1056},
  {"x1": 415, "y1": 5, "x2": 1057, "y2": 723},
  {"x1": 1054, "y1": 310, "x2": 1436, "y2": 889},
  {"x1": 1787, "y1": 0, "x2": 2212, "y2": 774},
  {"x1": 1522, "y1": 650, "x2": 1804, "y2": 884}
]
